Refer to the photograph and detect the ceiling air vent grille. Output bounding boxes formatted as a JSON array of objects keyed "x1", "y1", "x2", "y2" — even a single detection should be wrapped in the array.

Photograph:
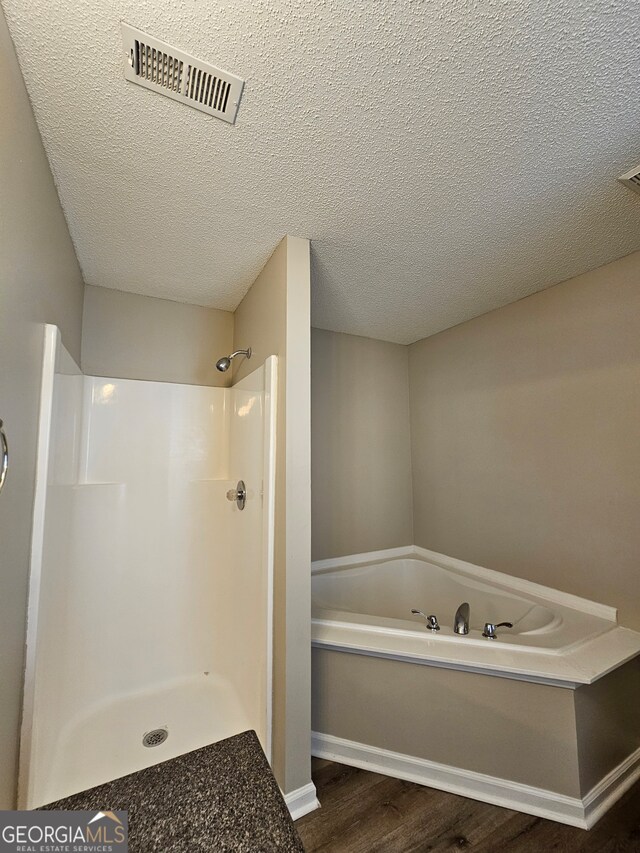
[
  {"x1": 618, "y1": 164, "x2": 640, "y2": 197},
  {"x1": 121, "y1": 23, "x2": 244, "y2": 124},
  {"x1": 133, "y1": 40, "x2": 183, "y2": 93}
]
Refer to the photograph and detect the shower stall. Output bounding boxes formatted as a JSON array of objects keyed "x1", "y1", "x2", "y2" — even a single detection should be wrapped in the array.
[{"x1": 19, "y1": 325, "x2": 277, "y2": 808}]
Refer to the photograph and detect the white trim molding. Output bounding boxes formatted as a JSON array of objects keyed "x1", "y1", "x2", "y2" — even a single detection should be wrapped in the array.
[
  {"x1": 582, "y1": 744, "x2": 640, "y2": 828},
  {"x1": 311, "y1": 732, "x2": 640, "y2": 830},
  {"x1": 283, "y1": 782, "x2": 320, "y2": 821}
]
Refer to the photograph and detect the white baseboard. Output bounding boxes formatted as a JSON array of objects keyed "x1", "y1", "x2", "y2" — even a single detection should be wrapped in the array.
[
  {"x1": 312, "y1": 732, "x2": 640, "y2": 830},
  {"x1": 283, "y1": 781, "x2": 320, "y2": 821},
  {"x1": 583, "y1": 744, "x2": 640, "y2": 828}
]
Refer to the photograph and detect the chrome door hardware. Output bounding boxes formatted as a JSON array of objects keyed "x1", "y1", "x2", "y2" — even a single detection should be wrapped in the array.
[
  {"x1": 0, "y1": 419, "x2": 8, "y2": 494},
  {"x1": 482, "y1": 621, "x2": 513, "y2": 639},
  {"x1": 411, "y1": 609, "x2": 440, "y2": 631},
  {"x1": 226, "y1": 480, "x2": 246, "y2": 510}
]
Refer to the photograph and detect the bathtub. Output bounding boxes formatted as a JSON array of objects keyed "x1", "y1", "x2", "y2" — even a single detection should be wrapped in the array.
[
  {"x1": 310, "y1": 547, "x2": 640, "y2": 828},
  {"x1": 312, "y1": 546, "x2": 640, "y2": 687}
]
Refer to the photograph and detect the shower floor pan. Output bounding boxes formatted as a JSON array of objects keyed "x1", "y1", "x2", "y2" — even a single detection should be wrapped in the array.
[{"x1": 30, "y1": 674, "x2": 249, "y2": 808}]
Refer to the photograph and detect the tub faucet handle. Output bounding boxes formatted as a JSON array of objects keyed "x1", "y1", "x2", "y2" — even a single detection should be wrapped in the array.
[
  {"x1": 482, "y1": 621, "x2": 513, "y2": 640},
  {"x1": 411, "y1": 609, "x2": 440, "y2": 632}
]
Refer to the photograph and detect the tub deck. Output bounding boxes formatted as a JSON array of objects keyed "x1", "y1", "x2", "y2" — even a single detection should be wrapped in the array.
[{"x1": 312, "y1": 546, "x2": 640, "y2": 687}]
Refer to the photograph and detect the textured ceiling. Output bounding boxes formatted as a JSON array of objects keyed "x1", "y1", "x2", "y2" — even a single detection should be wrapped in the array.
[{"x1": 3, "y1": 0, "x2": 640, "y2": 344}]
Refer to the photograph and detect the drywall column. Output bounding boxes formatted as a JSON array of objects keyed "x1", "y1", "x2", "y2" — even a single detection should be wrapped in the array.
[
  {"x1": 0, "y1": 8, "x2": 85, "y2": 808},
  {"x1": 311, "y1": 329, "x2": 413, "y2": 560},
  {"x1": 408, "y1": 251, "x2": 640, "y2": 630},
  {"x1": 233, "y1": 236, "x2": 312, "y2": 795}
]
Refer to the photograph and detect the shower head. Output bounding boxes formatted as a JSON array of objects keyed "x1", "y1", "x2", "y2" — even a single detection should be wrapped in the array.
[{"x1": 215, "y1": 348, "x2": 252, "y2": 372}]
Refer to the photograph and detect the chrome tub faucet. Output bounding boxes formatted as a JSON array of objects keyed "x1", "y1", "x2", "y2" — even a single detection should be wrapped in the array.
[{"x1": 454, "y1": 602, "x2": 470, "y2": 635}]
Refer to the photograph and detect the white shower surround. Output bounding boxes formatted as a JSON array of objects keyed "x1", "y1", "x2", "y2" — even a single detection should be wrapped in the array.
[{"x1": 19, "y1": 326, "x2": 277, "y2": 808}]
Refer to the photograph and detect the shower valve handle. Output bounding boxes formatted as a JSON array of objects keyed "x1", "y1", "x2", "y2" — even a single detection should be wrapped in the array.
[{"x1": 226, "y1": 480, "x2": 246, "y2": 510}]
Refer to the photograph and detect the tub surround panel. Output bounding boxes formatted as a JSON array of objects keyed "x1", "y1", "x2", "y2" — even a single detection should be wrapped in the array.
[
  {"x1": 575, "y1": 658, "x2": 640, "y2": 797},
  {"x1": 81, "y1": 286, "x2": 234, "y2": 387},
  {"x1": 312, "y1": 649, "x2": 581, "y2": 798},
  {"x1": 312, "y1": 648, "x2": 640, "y2": 827},
  {"x1": 408, "y1": 251, "x2": 640, "y2": 631},
  {"x1": 311, "y1": 329, "x2": 413, "y2": 560}
]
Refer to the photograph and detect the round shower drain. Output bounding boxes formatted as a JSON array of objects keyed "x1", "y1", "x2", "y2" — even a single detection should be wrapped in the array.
[{"x1": 142, "y1": 728, "x2": 168, "y2": 748}]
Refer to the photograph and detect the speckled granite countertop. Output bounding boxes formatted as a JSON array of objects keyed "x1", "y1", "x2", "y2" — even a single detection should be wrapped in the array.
[{"x1": 43, "y1": 730, "x2": 305, "y2": 852}]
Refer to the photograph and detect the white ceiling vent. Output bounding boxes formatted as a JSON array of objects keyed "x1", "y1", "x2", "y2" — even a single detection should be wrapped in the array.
[
  {"x1": 618, "y1": 164, "x2": 640, "y2": 197},
  {"x1": 121, "y1": 23, "x2": 244, "y2": 124}
]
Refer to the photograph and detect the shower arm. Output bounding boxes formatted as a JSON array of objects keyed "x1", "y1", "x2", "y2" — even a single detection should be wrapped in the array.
[{"x1": 215, "y1": 347, "x2": 252, "y2": 372}]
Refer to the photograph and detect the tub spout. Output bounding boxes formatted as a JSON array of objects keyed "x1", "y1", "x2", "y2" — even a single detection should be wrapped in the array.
[
  {"x1": 454, "y1": 602, "x2": 470, "y2": 635},
  {"x1": 411, "y1": 609, "x2": 440, "y2": 632}
]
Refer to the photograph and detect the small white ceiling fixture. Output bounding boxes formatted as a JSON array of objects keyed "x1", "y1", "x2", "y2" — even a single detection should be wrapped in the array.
[
  {"x1": 618, "y1": 164, "x2": 640, "y2": 197},
  {"x1": 121, "y1": 23, "x2": 244, "y2": 124}
]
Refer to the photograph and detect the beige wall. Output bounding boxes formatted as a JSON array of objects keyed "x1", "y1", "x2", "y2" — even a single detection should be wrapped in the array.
[
  {"x1": 409, "y1": 252, "x2": 640, "y2": 630},
  {"x1": 0, "y1": 7, "x2": 85, "y2": 808},
  {"x1": 234, "y1": 236, "x2": 312, "y2": 795},
  {"x1": 81, "y1": 286, "x2": 234, "y2": 386},
  {"x1": 311, "y1": 329, "x2": 413, "y2": 560}
]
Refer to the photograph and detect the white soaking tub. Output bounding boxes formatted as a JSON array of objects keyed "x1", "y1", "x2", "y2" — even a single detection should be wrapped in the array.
[
  {"x1": 311, "y1": 547, "x2": 640, "y2": 828},
  {"x1": 311, "y1": 547, "x2": 640, "y2": 686}
]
